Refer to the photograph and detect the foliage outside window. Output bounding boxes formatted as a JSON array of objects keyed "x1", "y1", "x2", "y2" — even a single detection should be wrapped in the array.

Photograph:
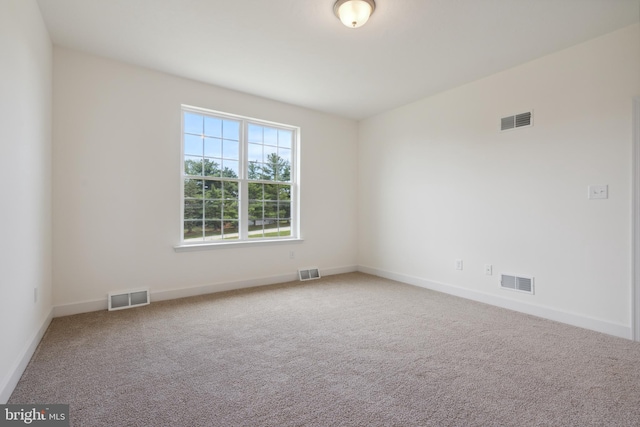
[{"x1": 182, "y1": 106, "x2": 297, "y2": 243}]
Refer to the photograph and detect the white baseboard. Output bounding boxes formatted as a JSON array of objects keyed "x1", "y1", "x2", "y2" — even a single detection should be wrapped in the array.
[
  {"x1": 315, "y1": 265, "x2": 358, "y2": 277},
  {"x1": 7, "y1": 265, "x2": 357, "y2": 402},
  {"x1": 154, "y1": 265, "x2": 356, "y2": 302},
  {"x1": 358, "y1": 265, "x2": 632, "y2": 340},
  {"x1": 6, "y1": 264, "x2": 626, "y2": 403},
  {"x1": 53, "y1": 265, "x2": 359, "y2": 318},
  {"x1": 53, "y1": 299, "x2": 107, "y2": 317},
  {"x1": 0, "y1": 308, "x2": 54, "y2": 404}
]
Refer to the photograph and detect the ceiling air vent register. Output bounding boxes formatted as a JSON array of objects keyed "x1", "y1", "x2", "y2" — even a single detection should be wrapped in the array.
[{"x1": 501, "y1": 111, "x2": 533, "y2": 131}]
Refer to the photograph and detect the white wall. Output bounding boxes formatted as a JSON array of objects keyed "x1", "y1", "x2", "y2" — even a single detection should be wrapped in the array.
[
  {"x1": 0, "y1": 0, "x2": 53, "y2": 403},
  {"x1": 52, "y1": 48, "x2": 359, "y2": 311},
  {"x1": 358, "y1": 24, "x2": 640, "y2": 338}
]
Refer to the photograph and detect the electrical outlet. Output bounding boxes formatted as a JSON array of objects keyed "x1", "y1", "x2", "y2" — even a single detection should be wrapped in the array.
[
  {"x1": 289, "y1": 251, "x2": 295, "y2": 259},
  {"x1": 455, "y1": 259, "x2": 463, "y2": 271},
  {"x1": 588, "y1": 185, "x2": 608, "y2": 199},
  {"x1": 484, "y1": 264, "x2": 493, "y2": 275}
]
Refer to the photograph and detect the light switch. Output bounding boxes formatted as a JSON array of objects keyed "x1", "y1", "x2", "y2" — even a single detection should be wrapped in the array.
[{"x1": 588, "y1": 185, "x2": 608, "y2": 200}]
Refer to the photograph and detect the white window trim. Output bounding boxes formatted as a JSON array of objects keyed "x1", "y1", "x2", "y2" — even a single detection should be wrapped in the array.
[{"x1": 176, "y1": 105, "x2": 301, "y2": 250}]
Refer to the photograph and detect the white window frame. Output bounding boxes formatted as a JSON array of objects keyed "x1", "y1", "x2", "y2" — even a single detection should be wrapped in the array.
[{"x1": 176, "y1": 105, "x2": 300, "y2": 250}]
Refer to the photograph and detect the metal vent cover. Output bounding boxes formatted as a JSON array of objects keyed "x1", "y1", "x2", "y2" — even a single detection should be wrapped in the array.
[
  {"x1": 500, "y1": 111, "x2": 533, "y2": 131},
  {"x1": 500, "y1": 274, "x2": 534, "y2": 294},
  {"x1": 108, "y1": 289, "x2": 150, "y2": 311},
  {"x1": 298, "y1": 267, "x2": 321, "y2": 281}
]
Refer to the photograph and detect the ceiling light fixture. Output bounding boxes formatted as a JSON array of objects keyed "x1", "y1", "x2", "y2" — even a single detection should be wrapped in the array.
[{"x1": 333, "y1": 0, "x2": 376, "y2": 29}]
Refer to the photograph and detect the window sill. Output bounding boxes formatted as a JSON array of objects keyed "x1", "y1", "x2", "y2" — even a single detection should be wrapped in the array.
[{"x1": 174, "y1": 238, "x2": 304, "y2": 252}]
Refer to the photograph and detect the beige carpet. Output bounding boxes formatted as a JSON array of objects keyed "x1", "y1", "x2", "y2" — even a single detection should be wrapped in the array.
[{"x1": 10, "y1": 272, "x2": 640, "y2": 426}]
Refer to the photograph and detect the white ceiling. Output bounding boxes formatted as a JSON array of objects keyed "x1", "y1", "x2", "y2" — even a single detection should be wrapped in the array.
[{"x1": 36, "y1": 0, "x2": 639, "y2": 120}]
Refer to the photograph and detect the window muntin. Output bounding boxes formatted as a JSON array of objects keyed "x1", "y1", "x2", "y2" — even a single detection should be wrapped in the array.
[{"x1": 181, "y1": 107, "x2": 297, "y2": 244}]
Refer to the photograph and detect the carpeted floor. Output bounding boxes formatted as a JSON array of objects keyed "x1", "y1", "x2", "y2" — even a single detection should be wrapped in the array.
[{"x1": 10, "y1": 272, "x2": 640, "y2": 426}]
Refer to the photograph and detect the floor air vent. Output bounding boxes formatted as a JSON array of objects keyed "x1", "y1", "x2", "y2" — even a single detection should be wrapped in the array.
[
  {"x1": 108, "y1": 289, "x2": 150, "y2": 311},
  {"x1": 500, "y1": 274, "x2": 534, "y2": 294},
  {"x1": 500, "y1": 111, "x2": 533, "y2": 131},
  {"x1": 298, "y1": 267, "x2": 321, "y2": 281}
]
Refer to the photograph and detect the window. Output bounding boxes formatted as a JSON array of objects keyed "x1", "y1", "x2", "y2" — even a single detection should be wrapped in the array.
[{"x1": 181, "y1": 106, "x2": 298, "y2": 244}]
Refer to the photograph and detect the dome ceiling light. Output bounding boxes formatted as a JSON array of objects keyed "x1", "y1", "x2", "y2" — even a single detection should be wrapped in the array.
[{"x1": 333, "y1": 0, "x2": 376, "y2": 29}]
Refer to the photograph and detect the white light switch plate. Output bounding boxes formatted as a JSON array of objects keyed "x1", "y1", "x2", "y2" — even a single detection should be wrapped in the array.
[{"x1": 588, "y1": 185, "x2": 608, "y2": 200}]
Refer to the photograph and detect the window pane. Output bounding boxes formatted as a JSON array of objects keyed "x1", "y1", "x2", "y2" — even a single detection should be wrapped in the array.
[
  {"x1": 223, "y1": 160, "x2": 239, "y2": 178},
  {"x1": 264, "y1": 145, "x2": 278, "y2": 160},
  {"x1": 263, "y1": 229, "x2": 280, "y2": 238},
  {"x1": 261, "y1": 160, "x2": 277, "y2": 181},
  {"x1": 223, "y1": 181, "x2": 239, "y2": 200},
  {"x1": 184, "y1": 199, "x2": 203, "y2": 220},
  {"x1": 204, "y1": 117, "x2": 222, "y2": 138},
  {"x1": 278, "y1": 129, "x2": 292, "y2": 148},
  {"x1": 204, "y1": 220, "x2": 221, "y2": 240},
  {"x1": 184, "y1": 134, "x2": 203, "y2": 156},
  {"x1": 184, "y1": 179, "x2": 204, "y2": 199},
  {"x1": 276, "y1": 157, "x2": 291, "y2": 182},
  {"x1": 278, "y1": 185, "x2": 291, "y2": 201},
  {"x1": 184, "y1": 157, "x2": 203, "y2": 176},
  {"x1": 184, "y1": 220, "x2": 203, "y2": 241},
  {"x1": 248, "y1": 124, "x2": 263, "y2": 143},
  {"x1": 278, "y1": 202, "x2": 291, "y2": 219},
  {"x1": 204, "y1": 137, "x2": 222, "y2": 158},
  {"x1": 222, "y1": 221, "x2": 239, "y2": 240},
  {"x1": 278, "y1": 147, "x2": 291, "y2": 164},
  {"x1": 263, "y1": 219, "x2": 277, "y2": 232},
  {"x1": 223, "y1": 139, "x2": 239, "y2": 160},
  {"x1": 223, "y1": 120, "x2": 240, "y2": 141},
  {"x1": 264, "y1": 127, "x2": 277, "y2": 145},
  {"x1": 202, "y1": 159, "x2": 220, "y2": 177},
  {"x1": 204, "y1": 180, "x2": 222, "y2": 200},
  {"x1": 223, "y1": 201, "x2": 238, "y2": 220},
  {"x1": 184, "y1": 113, "x2": 203, "y2": 135},
  {"x1": 264, "y1": 202, "x2": 278, "y2": 219},
  {"x1": 277, "y1": 220, "x2": 291, "y2": 237},
  {"x1": 264, "y1": 184, "x2": 277, "y2": 201},
  {"x1": 204, "y1": 200, "x2": 221, "y2": 219},
  {"x1": 248, "y1": 144, "x2": 263, "y2": 163},
  {"x1": 248, "y1": 162, "x2": 260, "y2": 180},
  {"x1": 248, "y1": 201, "x2": 263, "y2": 221},
  {"x1": 264, "y1": 154, "x2": 289, "y2": 182},
  {"x1": 248, "y1": 183, "x2": 263, "y2": 200}
]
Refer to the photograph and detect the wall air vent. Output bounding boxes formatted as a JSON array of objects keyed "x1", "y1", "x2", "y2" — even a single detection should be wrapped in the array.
[
  {"x1": 500, "y1": 274, "x2": 534, "y2": 294},
  {"x1": 298, "y1": 267, "x2": 321, "y2": 281},
  {"x1": 108, "y1": 289, "x2": 150, "y2": 311},
  {"x1": 500, "y1": 111, "x2": 533, "y2": 131}
]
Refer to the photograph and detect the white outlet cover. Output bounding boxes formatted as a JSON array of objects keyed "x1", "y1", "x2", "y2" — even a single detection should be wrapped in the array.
[{"x1": 588, "y1": 185, "x2": 608, "y2": 199}]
